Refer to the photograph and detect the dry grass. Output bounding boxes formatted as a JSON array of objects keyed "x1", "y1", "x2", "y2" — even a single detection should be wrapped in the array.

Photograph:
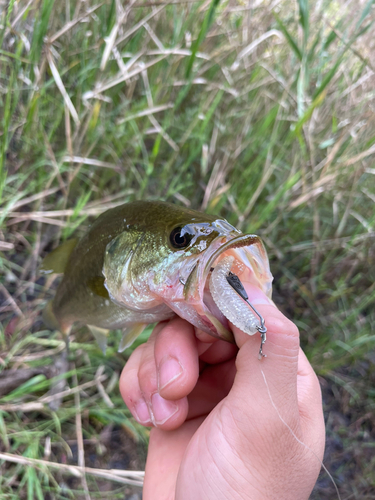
[{"x1": 0, "y1": 0, "x2": 375, "y2": 498}]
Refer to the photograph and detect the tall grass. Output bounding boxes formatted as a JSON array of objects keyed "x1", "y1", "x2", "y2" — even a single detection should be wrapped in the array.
[{"x1": 0, "y1": 0, "x2": 375, "y2": 498}]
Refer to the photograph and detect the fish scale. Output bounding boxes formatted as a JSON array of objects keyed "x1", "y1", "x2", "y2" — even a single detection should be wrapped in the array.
[{"x1": 41, "y1": 201, "x2": 273, "y2": 353}]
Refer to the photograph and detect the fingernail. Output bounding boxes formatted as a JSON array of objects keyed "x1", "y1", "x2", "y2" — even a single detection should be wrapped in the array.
[
  {"x1": 246, "y1": 284, "x2": 275, "y2": 306},
  {"x1": 158, "y1": 357, "x2": 183, "y2": 390},
  {"x1": 134, "y1": 398, "x2": 151, "y2": 424},
  {"x1": 151, "y1": 392, "x2": 178, "y2": 425}
]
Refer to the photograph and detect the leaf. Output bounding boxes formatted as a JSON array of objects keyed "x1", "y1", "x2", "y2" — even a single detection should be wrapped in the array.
[
  {"x1": 0, "y1": 67, "x2": 14, "y2": 203},
  {"x1": 356, "y1": 0, "x2": 375, "y2": 31},
  {"x1": 30, "y1": 0, "x2": 55, "y2": 64},
  {"x1": 0, "y1": 0, "x2": 17, "y2": 49},
  {"x1": 297, "y1": 0, "x2": 309, "y2": 43},
  {"x1": 307, "y1": 28, "x2": 322, "y2": 63},
  {"x1": 186, "y1": 0, "x2": 221, "y2": 77},
  {"x1": 273, "y1": 12, "x2": 302, "y2": 61},
  {"x1": 255, "y1": 171, "x2": 301, "y2": 229},
  {"x1": 322, "y1": 28, "x2": 338, "y2": 52},
  {"x1": 292, "y1": 89, "x2": 327, "y2": 135},
  {"x1": 1, "y1": 375, "x2": 47, "y2": 400},
  {"x1": 312, "y1": 55, "x2": 344, "y2": 100}
]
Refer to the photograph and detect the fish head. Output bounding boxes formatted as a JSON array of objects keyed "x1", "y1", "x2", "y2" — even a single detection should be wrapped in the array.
[{"x1": 102, "y1": 201, "x2": 273, "y2": 342}]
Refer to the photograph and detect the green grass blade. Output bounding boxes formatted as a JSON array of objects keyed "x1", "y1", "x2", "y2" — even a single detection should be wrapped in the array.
[
  {"x1": 293, "y1": 88, "x2": 327, "y2": 134},
  {"x1": 306, "y1": 28, "x2": 322, "y2": 63},
  {"x1": 0, "y1": 67, "x2": 14, "y2": 203},
  {"x1": 273, "y1": 12, "x2": 302, "y2": 60},
  {"x1": 253, "y1": 171, "x2": 301, "y2": 230},
  {"x1": 321, "y1": 28, "x2": 338, "y2": 52},
  {"x1": 0, "y1": 0, "x2": 17, "y2": 49},
  {"x1": 1, "y1": 2, "x2": 375, "y2": 497},
  {"x1": 356, "y1": 0, "x2": 375, "y2": 30},
  {"x1": 0, "y1": 375, "x2": 47, "y2": 401},
  {"x1": 30, "y1": 0, "x2": 55, "y2": 65},
  {"x1": 185, "y1": 0, "x2": 221, "y2": 77},
  {"x1": 312, "y1": 54, "x2": 344, "y2": 100},
  {"x1": 62, "y1": 190, "x2": 92, "y2": 240},
  {"x1": 297, "y1": 0, "x2": 309, "y2": 45}
]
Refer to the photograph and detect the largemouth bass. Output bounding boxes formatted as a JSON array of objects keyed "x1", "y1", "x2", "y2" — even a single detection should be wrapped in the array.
[{"x1": 41, "y1": 201, "x2": 273, "y2": 352}]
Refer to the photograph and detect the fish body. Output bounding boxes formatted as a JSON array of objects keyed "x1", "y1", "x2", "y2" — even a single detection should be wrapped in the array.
[{"x1": 42, "y1": 201, "x2": 273, "y2": 351}]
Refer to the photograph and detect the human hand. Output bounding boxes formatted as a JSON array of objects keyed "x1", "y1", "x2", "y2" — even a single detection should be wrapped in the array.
[{"x1": 120, "y1": 285, "x2": 325, "y2": 500}]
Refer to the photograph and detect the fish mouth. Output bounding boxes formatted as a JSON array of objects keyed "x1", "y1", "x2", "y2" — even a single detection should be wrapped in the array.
[
  {"x1": 182, "y1": 233, "x2": 273, "y2": 342},
  {"x1": 204, "y1": 234, "x2": 264, "y2": 275}
]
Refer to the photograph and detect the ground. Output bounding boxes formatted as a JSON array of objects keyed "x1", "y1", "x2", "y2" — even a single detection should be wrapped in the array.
[{"x1": 1, "y1": 0, "x2": 375, "y2": 498}]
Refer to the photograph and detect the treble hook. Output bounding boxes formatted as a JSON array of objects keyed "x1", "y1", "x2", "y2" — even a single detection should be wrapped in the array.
[{"x1": 225, "y1": 271, "x2": 267, "y2": 360}]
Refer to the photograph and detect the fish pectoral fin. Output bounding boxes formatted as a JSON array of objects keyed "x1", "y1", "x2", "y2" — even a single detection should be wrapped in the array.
[
  {"x1": 42, "y1": 301, "x2": 72, "y2": 338},
  {"x1": 39, "y1": 238, "x2": 79, "y2": 275},
  {"x1": 86, "y1": 276, "x2": 110, "y2": 299},
  {"x1": 118, "y1": 323, "x2": 147, "y2": 353},
  {"x1": 88, "y1": 325, "x2": 110, "y2": 354}
]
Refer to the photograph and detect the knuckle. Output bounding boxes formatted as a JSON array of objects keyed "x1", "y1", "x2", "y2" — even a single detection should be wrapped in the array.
[
  {"x1": 138, "y1": 359, "x2": 157, "y2": 395},
  {"x1": 271, "y1": 315, "x2": 299, "y2": 337}
]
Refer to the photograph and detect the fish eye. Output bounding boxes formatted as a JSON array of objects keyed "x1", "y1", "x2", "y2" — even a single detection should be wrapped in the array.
[{"x1": 169, "y1": 227, "x2": 193, "y2": 249}]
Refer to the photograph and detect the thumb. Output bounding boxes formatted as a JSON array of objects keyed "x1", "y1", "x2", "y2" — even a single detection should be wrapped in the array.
[{"x1": 229, "y1": 284, "x2": 300, "y2": 420}]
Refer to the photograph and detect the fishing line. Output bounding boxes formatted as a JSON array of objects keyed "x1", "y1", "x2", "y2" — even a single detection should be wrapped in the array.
[
  {"x1": 224, "y1": 268, "x2": 341, "y2": 499},
  {"x1": 225, "y1": 271, "x2": 267, "y2": 359},
  {"x1": 260, "y1": 368, "x2": 342, "y2": 500}
]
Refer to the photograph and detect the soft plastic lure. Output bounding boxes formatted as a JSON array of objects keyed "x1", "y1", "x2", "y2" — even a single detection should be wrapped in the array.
[{"x1": 209, "y1": 255, "x2": 267, "y2": 358}]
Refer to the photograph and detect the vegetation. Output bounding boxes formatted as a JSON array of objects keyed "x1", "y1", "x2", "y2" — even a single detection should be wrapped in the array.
[{"x1": 1, "y1": 0, "x2": 374, "y2": 498}]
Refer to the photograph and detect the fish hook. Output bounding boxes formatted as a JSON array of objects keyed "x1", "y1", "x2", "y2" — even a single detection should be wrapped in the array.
[{"x1": 225, "y1": 271, "x2": 267, "y2": 360}]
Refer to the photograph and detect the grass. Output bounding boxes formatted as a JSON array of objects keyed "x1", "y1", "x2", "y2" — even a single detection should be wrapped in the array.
[{"x1": 0, "y1": 0, "x2": 375, "y2": 498}]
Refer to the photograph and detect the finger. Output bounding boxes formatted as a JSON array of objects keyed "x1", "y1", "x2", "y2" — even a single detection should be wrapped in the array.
[
  {"x1": 297, "y1": 348, "x2": 325, "y2": 457},
  {"x1": 198, "y1": 338, "x2": 237, "y2": 365},
  {"x1": 194, "y1": 327, "x2": 219, "y2": 343},
  {"x1": 186, "y1": 358, "x2": 236, "y2": 420},
  {"x1": 137, "y1": 323, "x2": 189, "y2": 430},
  {"x1": 119, "y1": 344, "x2": 153, "y2": 426},
  {"x1": 120, "y1": 325, "x2": 188, "y2": 430},
  {"x1": 229, "y1": 284, "x2": 300, "y2": 425},
  {"x1": 297, "y1": 348, "x2": 323, "y2": 418},
  {"x1": 143, "y1": 417, "x2": 204, "y2": 500},
  {"x1": 154, "y1": 318, "x2": 199, "y2": 400}
]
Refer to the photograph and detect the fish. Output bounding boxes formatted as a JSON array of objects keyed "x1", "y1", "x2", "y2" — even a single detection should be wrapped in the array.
[{"x1": 41, "y1": 200, "x2": 273, "y2": 353}]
